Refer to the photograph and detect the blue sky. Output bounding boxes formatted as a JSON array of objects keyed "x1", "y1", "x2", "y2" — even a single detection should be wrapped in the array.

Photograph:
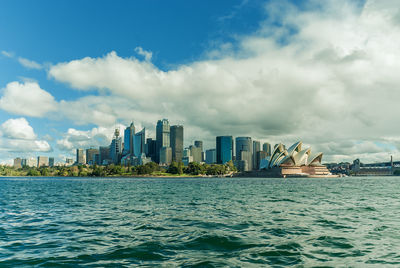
[{"x1": 2, "y1": 0, "x2": 400, "y2": 164}]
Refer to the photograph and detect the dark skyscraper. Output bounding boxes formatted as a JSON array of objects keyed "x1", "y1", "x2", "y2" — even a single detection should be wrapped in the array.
[
  {"x1": 216, "y1": 136, "x2": 233, "y2": 164},
  {"x1": 263, "y1": 142, "x2": 272, "y2": 156},
  {"x1": 236, "y1": 137, "x2": 253, "y2": 171},
  {"x1": 253, "y1": 140, "x2": 261, "y2": 170},
  {"x1": 146, "y1": 138, "x2": 157, "y2": 162},
  {"x1": 123, "y1": 122, "x2": 135, "y2": 156},
  {"x1": 156, "y1": 119, "x2": 170, "y2": 163},
  {"x1": 170, "y1": 125, "x2": 183, "y2": 162}
]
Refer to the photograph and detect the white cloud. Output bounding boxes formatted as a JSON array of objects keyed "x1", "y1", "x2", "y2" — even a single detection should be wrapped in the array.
[
  {"x1": 18, "y1": 57, "x2": 42, "y2": 69},
  {"x1": 135, "y1": 46, "x2": 152, "y2": 61},
  {"x1": 1, "y1": 50, "x2": 14, "y2": 58},
  {"x1": 0, "y1": 118, "x2": 52, "y2": 153},
  {"x1": 46, "y1": 0, "x2": 400, "y2": 163},
  {"x1": 0, "y1": 81, "x2": 57, "y2": 117}
]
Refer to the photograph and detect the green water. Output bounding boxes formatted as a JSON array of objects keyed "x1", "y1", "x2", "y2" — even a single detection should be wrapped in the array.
[{"x1": 1, "y1": 177, "x2": 399, "y2": 267}]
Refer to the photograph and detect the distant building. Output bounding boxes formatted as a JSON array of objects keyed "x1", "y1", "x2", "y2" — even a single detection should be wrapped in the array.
[
  {"x1": 263, "y1": 143, "x2": 272, "y2": 156},
  {"x1": 13, "y1": 158, "x2": 22, "y2": 168},
  {"x1": 194, "y1": 140, "x2": 204, "y2": 161},
  {"x1": 86, "y1": 148, "x2": 99, "y2": 165},
  {"x1": 110, "y1": 128, "x2": 122, "y2": 164},
  {"x1": 49, "y1": 157, "x2": 55, "y2": 167},
  {"x1": 182, "y1": 148, "x2": 193, "y2": 166},
  {"x1": 253, "y1": 140, "x2": 261, "y2": 170},
  {"x1": 236, "y1": 137, "x2": 252, "y2": 171},
  {"x1": 156, "y1": 119, "x2": 170, "y2": 163},
  {"x1": 256, "y1": 151, "x2": 269, "y2": 170},
  {"x1": 146, "y1": 138, "x2": 157, "y2": 162},
  {"x1": 76, "y1": 148, "x2": 85, "y2": 165},
  {"x1": 99, "y1": 146, "x2": 110, "y2": 165},
  {"x1": 66, "y1": 158, "x2": 74, "y2": 166},
  {"x1": 216, "y1": 136, "x2": 233, "y2": 164},
  {"x1": 134, "y1": 128, "x2": 146, "y2": 157},
  {"x1": 37, "y1": 156, "x2": 49, "y2": 167},
  {"x1": 160, "y1": 147, "x2": 172, "y2": 165},
  {"x1": 123, "y1": 122, "x2": 135, "y2": 156},
  {"x1": 189, "y1": 145, "x2": 202, "y2": 163},
  {"x1": 170, "y1": 125, "x2": 183, "y2": 162},
  {"x1": 205, "y1": 149, "x2": 216, "y2": 164},
  {"x1": 26, "y1": 157, "x2": 37, "y2": 167}
]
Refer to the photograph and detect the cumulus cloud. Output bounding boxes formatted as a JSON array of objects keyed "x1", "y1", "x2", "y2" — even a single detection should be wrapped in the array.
[
  {"x1": 1, "y1": 50, "x2": 14, "y2": 58},
  {"x1": 18, "y1": 57, "x2": 42, "y2": 69},
  {"x1": 46, "y1": 0, "x2": 400, "y2": 162},
  {"x1": 0, "y1": 81, "x2": 57, "y2": 117},
  {"x1": 0, "y1": 118, "x2": 52, "y2": 152},
  {"x1": 134, "y1": 46, "x2": 152, "y2": 61}
]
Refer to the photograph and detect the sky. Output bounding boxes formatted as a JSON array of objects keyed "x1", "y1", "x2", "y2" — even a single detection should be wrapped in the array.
[{"x1": 1, "y1": 0, "x2": 400, "y2": 165}]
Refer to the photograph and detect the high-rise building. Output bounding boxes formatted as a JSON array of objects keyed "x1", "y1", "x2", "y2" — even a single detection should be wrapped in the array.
[
  {"x1": 253, "y1": 140, "x2": 261, "y2": 170},
  {"x1": 263, "y1": 143, "x2": 272, "y2": 156},
  {"x1": 37, "y1": 156, "x2": 49, "y2": 167},
  {"x1": 76, "y1": 148, "x2": 85, "y2": 165},
  {"x1": 26, "y1": 157, "x2": 37, "y2": 167},
  {"x1": 194, "y1": 140, "x2": 204, "y2": 161},
  {"x1": 205, "y1": 149, "x2": 216, "y2": 164},
  {"x1": 134, "y1": 128, "x2": 146, "y2": 157},
  {"x1": 189, "y1": 145, "x2": 202, "y2": 163},
  {"x1": 159, "y1": 147, "x2": 172, "y2": 165},
  {"x1": 86, "y1": 148, "x2": 99, "y2": 165},
  {"x1": 146, "y1": 138, "x2": 157, "y2": 162},
  {"x1": 256, "y1": 151, "x2": 269, "y2": 170},
  {"x1": 13, "y1": 158, "x2": 22, "y2": 168},
  {"x1": 66, "y1": 158, "x2": 74, "y2": 166},
  {"x1": 99, "y1": 146, "x2": 110, "y2": 165},
  {"x1": 123, "y1": 122, "x2": 135, "y2": 156},
  {"x1": 170, "y1": 125, "x2": 183, "y2": 162},
  {"x1": 49, "y1": 157, "x2": 55, "y2": 167},
  {"x1": 236, "y1": 137, "x2": 252, "y2": 171},
  {"x1": 110, "y1": 128, "x2": 122, "y2": 164},
  {"x1": 216, "y1": 136, "x2": 233, "y2": 164},
  {"x1": 156, "y1": 119, "x2": 170, "y2": 163}
]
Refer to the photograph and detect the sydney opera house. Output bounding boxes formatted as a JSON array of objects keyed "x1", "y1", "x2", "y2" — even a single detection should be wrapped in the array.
[{"x1": 258, "y1": 141, "x2": 335, "y2": 178}]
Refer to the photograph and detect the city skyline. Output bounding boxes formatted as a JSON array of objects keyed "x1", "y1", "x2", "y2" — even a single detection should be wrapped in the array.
[{"x1": 1, "y1": 0, "x2": 400, "y2": 165}]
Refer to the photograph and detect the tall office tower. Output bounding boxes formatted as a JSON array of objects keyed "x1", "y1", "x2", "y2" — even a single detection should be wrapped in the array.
[
  {"x1": 21, "y1": 159, "x2": 27, "y2": 167},
  {"x1": 86, "y1": 148, "x2": 99, "y2": 165},
  {"x1": 26, "y1": 157, "x2": 37, "y2": 167},
  {"x1": 123, "y1": 122, "x2": 135, "y2": 156},
  {"x1": 37, "y1": 156, "x2": 49, "y2": 167},
  {"x1": 156, "y1": 119, "x2": 170, "y2": 163},
  {"x1": 189, "y1": 145, "x2": 202, "y2": 163},
  {"x1": 146, "y1": 138, "x2": 157, "y2": 162},
  {"x1": 253, "y1": 140, "x2": 261, "y2": 170},
  {"x1": 76, "y1": 148, "x2": 85, "y2": 165},
  {"x1": 170, "y1": 125, "x2": 184, "y2": 162},
  {"x1": 194, "y1": 140, "x2": 204, "y2": 161},
  {"x1": 49, "y1": 157, "x2": 55, "y2": 167},
  {"x1": 134, "y1": 128, "x2": 146, "y2": 157},
  {"x1": 110, "y1": 128, "x2": 122, "y2": 164},
  {"x1": 216, "y1": 136, "x2": 233, "y2": 164},
  {"x1": 13, "y1": 158, "x2": 22, "y2": 168},
  {"x1": 263, "y1": 142, "x2": 272, "y2": 156},
  {"x1": 205, "y1": 149, "x2": 216, "y2": 164},
  {"x1": 99, "y1": 146, "x2": 110, "y2": 165},
  {"x1": 236, "y1": 137, "x2": 253, "y2": 171},
  {"x1": 159, "y1": 147, "x2": 172, "y2": 165},
  {"x1": 256, "y1": 151, "x2": 269, "y2": 170}
]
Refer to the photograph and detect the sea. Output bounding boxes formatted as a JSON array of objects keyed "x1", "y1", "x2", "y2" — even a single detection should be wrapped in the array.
[{"x1": 1, "y1": 176, "x2": 399, "y2": 267}]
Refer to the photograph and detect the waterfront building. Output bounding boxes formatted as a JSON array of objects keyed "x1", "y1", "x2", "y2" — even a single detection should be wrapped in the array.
[
  {"x1": 194, "y1": 140, "x2": 204, "y2": 161},
  {"x1": 235, "y1": 159, "x2": 248, "y2": 172},
  {"x1": 99, "y1": 146, "x2": 110, "y2": 165},
  {"x1": 26, "y1": 157, "x2": 37, "y2": 167},
  {"x1": 189, "y1": 145, "x2": 202, "y2": 163},
  {"x1": 49, "y1": 157, "x2": 55, "y2": 167},
  {"x1": 236, "y1": 137, "x2": 252, "y2": 171},
  {"x1": 110, "y1": 128, "x2": 122, "y2": 164},
  {"x1": 76, "y1": 148, "x2": 85, "y2": 165},
  {"x1": 66, "y1": 158, "x2": 74, "y2": 166},
  {"x1": 263, "y1": 142, "x2": 272, "y2": 156},
  {"x1": 146, "y1": 138, "x2": 157, "y2": 162},
  {"x1": 21, "y1": 158, "x2": 27, "y2": 167},
  {"x1": 205, "y1": 149, "x2": 216, "y2": 164},
  {"x1": 256, "y1": 151, "x2": 269, "y2": 170},
  {"x1": 37, "y1": 156, "x2": 49, "y2": 167},
  {"x1": 160, "y1": 147, "x2": 172, "y2": 165},
  {"x1": 86, "y1": 148, "x2": 99, "y2": 165},
  {"x1": 216, "y1": 136, "x2": 233, "y2": 164},
  {"x1": 170, "y1": 125, "x2": 183, "y2": 162},
  {"x1": 156, "y1": 119, "x2": 170, "y2": 163},
  {"x1": 123, "y1": 122, "x2": 135, "y2": 156},
  {"x1": 253, "y1": 140, "x2": 261, "y2": 170},
  {"x1": 134, "y1": 128, "x2": 146, "y2": 157},
  {"x1": 13, "y1": 157, "x2": 22, "y2": 168}
]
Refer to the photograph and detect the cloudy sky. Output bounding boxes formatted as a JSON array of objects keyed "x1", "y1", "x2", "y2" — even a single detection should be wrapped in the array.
[{"x1": 1, "y1": 0, "x2": 399, "y2": 164}]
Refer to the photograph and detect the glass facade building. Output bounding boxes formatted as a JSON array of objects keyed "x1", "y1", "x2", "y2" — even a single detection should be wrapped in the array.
[{"x1": 216, "y1": 136, "x2": 233, "y2": 164}]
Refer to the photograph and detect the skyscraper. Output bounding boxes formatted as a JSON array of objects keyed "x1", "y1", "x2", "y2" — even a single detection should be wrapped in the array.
[
  {"x1": 189, "y1": 145, "x2": 202, "y2": 163},
  {"x1": 146, "y1": 138, "x2": 157, "y2": 162},
  {"x1": 253, "y1": 140, "x2": 261, "y2": 170},
  {"x1": 49, "y1": 157, "x2": 55, "y2": 167},
  {"x1": 37, "y1": 156, "x2": 49, "y2": 167},
  {"x1": 205, "y1": 149, "x2": 216, "y2": 164},
  {"x1": 263, "y1": 142, "x2": 272, "y2": 156},
  {"x1": 170, "y1": 125, "x2": 183, "y2": 162},
  {"x1": 123, "y1": 122, "x2": 135, "y2": 156},
  {"x1": 110, "y1": 128, "x2": 122, "y2": 164},
  {"x1": 76, "y1": 149, "x2": 85, "y2": 165},
  {"x1": 216, "y1": 136, "x2": 233, "y2": 164},
  {"x1": 99, "y1": 146, "x2": 110, "y2": 165},
  {"x1": 134, "y1": 128, "x2": 146, "y2": 157},
  {"x1": 194, "y1": 140, "x2": 204, "y2": 161},
  {"x1": 86, "y1": 148, "x2": 99, "y2": 165},
  {"x1": 236, "y1": 137, "x2": 252, "y2": 171},
  {"x1": 156, "y1": 119, "x2": 170, "y2": 163}
]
